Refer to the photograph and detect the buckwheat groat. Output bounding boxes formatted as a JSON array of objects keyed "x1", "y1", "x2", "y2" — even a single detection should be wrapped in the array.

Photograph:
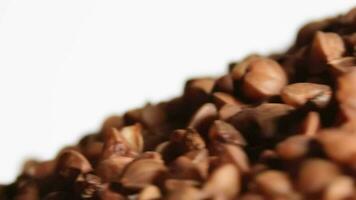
[{"x1": 2, "y1": 7, "x2": 356, "y2": 200}]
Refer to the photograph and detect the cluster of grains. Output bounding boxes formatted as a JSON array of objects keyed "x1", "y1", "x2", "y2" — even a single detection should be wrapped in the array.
[{"x1": 1, "y1": 7, "x2": 356, "y2": 200}]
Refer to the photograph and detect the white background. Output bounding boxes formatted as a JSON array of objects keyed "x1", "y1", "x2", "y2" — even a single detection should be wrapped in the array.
[{"x1": 0, "y1": 0, "x2": 355, "y2": 183}]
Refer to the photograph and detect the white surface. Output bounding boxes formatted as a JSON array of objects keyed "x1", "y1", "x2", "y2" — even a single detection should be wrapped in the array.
[{"x1": 0, "y1": 0, "x2": 355, "y2": 183}]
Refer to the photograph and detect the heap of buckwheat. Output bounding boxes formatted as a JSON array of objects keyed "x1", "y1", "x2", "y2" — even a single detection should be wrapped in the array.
[{"x1": 1, "y1": 7, "x2": 356, "y2": 200}]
